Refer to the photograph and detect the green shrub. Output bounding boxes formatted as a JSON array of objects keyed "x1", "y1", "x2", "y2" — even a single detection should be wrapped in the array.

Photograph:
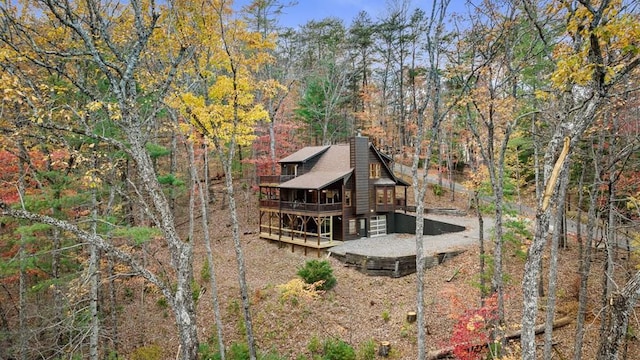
[
  {"x1": 199, "y1": 342, "x2": 249, "y2": 360},
  {"x1": 228, "y1": 342, "x2": 250, "y2": 360},
  {"x1": 381, "y1": 309, "x2": 390, "y2": 322},
  {"x1": 199, "y1": 342, "x2": 290, "y2": 360},
  {"x1": 259, "y1": 351, "x2": 288, "y2": 360},
  {"x1": 297, "y1": 260, "x2": 336, "y2": 291},
  {"x1": 201, "y1": 258, "x2": 211, "y2": 283},
  {"x1": 198, "y1": 343, "x2": 220, "y2": 360},
  {"x1": 431, "y1": 183, "x2": 444, "y2": 197},
  {"x1": 307, "y1": 335, "x2": 322, "y2": 354},
  {"x1": 322, "y1": 338, "x2": 355, "y2": 360},
  {"x1": 156, "y1": 296, "x2": 168, "y2": 309}
]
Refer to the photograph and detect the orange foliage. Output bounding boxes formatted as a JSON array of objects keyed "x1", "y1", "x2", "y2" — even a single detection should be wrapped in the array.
[{"x1": 0, "y1": 148, "x2": 72, "y2": 204}]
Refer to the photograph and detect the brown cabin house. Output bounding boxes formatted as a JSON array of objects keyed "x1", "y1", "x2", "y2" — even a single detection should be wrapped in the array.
[{"x1": 258, "y1": 136, "x2": 410, "y2": 250}]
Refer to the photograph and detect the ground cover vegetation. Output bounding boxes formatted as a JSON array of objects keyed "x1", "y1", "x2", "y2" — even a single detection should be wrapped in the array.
[{"x1": 0, "y1": 0, "x2": 639, "y2": 359}]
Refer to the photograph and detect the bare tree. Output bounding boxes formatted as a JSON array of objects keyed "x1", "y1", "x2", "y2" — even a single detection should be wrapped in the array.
[
  {"x1": 0, "y1": 1, "x2": 199, "y2": 358},
  {"x1": 520, "y1": 1, "x2": 640, "y2": 358},
  {"x1": 407, "y1": 1, "x2": 458, "y2": 358}
]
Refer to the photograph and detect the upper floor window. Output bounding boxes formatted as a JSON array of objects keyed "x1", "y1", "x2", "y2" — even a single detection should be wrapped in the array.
[
  {"x1": 344, "y1": 190, "x2": 352, "y2": 207},
  {"x1": 282, "y1": 164, "x2": 297, "y2": 176},
  {"x1": 369, "y1": 163, "x2": 381, "y2": 178}
]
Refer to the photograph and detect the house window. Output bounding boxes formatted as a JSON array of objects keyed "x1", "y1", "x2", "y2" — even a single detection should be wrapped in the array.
[
  {"x1": 282, "y1": 164, "x2": 297, "y2": 176},
  {"x1": 369, "y1": 163, "x2": 381, "y2": 178},
  {"x1": 349, "y1": 219, "x2": 357, "y2": 235},
  {"x1": 376, "y1": 188, "x2": 385, "y2": 205},
  {"x1": 387, "y1": 188, "x2": 394, "y2": 204},
  {"x1": 344, "y1": 190, "x2": 352, "y2": 207}
]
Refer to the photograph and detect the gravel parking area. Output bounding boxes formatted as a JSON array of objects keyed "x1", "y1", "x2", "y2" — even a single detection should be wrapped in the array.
[{"x1": 329, "y1": 214, "x2": 494, "y2": 258}]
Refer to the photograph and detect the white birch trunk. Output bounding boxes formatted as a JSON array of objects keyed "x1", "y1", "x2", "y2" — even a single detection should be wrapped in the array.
[{"x1": 187, "y1": 138, "x2": 227, "y2": 359}]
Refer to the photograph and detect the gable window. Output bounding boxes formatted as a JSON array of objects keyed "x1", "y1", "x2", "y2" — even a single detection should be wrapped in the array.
[
  {"x1": 369, "y1": 163, "x2": 381, "y2": 178},
  {"x1": 344, "y1": 190, "x2": 352, "y2": 207}
]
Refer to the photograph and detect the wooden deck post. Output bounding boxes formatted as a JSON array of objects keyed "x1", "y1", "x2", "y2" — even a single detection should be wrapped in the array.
[{"x1": 317, "y1": 216, "x2": 321, "y2": 247}]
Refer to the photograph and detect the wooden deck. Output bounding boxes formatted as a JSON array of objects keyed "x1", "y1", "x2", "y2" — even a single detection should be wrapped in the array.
[{"x1": 260, "y1": 232, "x2": 344, "y2": 256}]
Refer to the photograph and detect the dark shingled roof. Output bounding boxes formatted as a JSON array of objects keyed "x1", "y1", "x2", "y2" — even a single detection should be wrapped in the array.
[
  {"x1": 279, "y1": 169, "x2": 353, "y2": 190},
  {"x1": 277, "y1": 142, "x2": 408, "y2": 189},
  {"x1": 279, "y1": 145, "x2": 352, "y2": 189},
  {"x1": 278, "y1": 145, "x2": 330, "y2": 163}
]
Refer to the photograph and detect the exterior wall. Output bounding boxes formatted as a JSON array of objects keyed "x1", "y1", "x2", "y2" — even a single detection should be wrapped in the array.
[
  {"x1": 351, "y1": 137, "x2": 369, "y2": 215},
  {"x1": 392, "y1": 212, "x2": 466, "y2": 235},
  {"x1": 261, "y1": 137, "x2": 409, "y2": 244},
  {"x1": 386, "y1": 212, "x2": 396, "y2": 234}
]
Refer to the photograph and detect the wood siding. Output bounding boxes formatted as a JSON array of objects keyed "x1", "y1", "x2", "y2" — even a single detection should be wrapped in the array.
[{"x1": 351, "y1": 136, "x2": 369, "y2": 215}]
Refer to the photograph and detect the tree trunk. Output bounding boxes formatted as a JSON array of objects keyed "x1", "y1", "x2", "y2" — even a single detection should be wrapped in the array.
[
  {"x1": 0, "y1": 1, "x2": 199, "y2": 357},
  {"x1": 519, "y1": 0, "x2": 640, "y2": 356},
  {"x1": 52, "y1": 227, "x2": 65, "y2": 357},
  {"x1": 269, "y1": 119, "x2": 277, "y2": 175},
  {"x1": 522, "y1": 100, "x2": 599, "y2": 360},
  {"x1": 597, "y1": 271, "x2": 640, "y2": 359},
  {"x1": 90, "y1": 186, "x2": 100, "y2": 360},
  {"x1": 543, "y1": 174, "x2": 568, "y2": 358},
  {"x1": 170, "y1": 130, "x2": 178, "y2": 212},
  {"x1": 474, "y1": 191, "x2": 487, "y2": 300},
  {"x1": 599, "y1": 167, "x2": 618, "y2": 344},
  {"x1": 574, "y1": 162, "x2": 598, "y2": 360},
  {"x1": 490, "y1": 181, "x2": 505, "y2": 346},
  {"x1": 17, "y1": 144, "x2": 28, "y2": 360},
  {"x1": 522, "y1": 209, "x2": 551, "y2": 359},
  {"x1": 223, "y1": 158, "x2": 257, "y2": 360},
  {"x1": 128, "y1": 136, "x2": 199, "y2": 360},
  {"x1": 187, "y1": 137, "x2": 226, "y2": 359},
  {"x1": 108, "y1": 253, "x2": 119, "y2": 353},
  {"x1": 19, "y1": 223, "x2": 27, "y2": 360}
]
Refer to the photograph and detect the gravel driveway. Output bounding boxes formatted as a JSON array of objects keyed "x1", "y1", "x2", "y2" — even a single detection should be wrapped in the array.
[{"x1": 329, "y1": 214, "x2": 494, "y2": 258}]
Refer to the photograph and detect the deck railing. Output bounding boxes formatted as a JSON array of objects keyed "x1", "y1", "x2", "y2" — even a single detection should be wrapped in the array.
[
  {"x1": 261, "y1": 199, "x2": 407, "y2": 212},
  {"x1": 259, "y1": 199, "x2": 280, "y2": 208},
  {"x1": 259, "y1": 199, "x2": 342, "y2": 213},
  {"x1": 259, "y1": 175, "x2": 295, "y2": 184}
]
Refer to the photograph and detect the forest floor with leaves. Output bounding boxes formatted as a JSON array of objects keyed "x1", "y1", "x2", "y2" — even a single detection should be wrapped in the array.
[{"x1": 116, "y1": 180, "x2": 639, "y2": 359}]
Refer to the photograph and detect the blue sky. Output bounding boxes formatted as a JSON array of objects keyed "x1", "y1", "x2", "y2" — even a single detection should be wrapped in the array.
[
  {"x1": 275, "y1": 0, "x2": 389, "y2": 27},
  {"x1": 234, "y1": 0, "x2": 473, "y2": 29}
]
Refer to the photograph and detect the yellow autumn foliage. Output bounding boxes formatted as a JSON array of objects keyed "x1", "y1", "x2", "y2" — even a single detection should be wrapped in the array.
[
  {"x1": 551, "y1": 0, "x2": 639, "y2": 88},
  {"x1": 277, "y1": 278, "x2": 325, "y2": 303},
  {"x1": 168, "y1": 0, "x2": 278, "y2": 149}
]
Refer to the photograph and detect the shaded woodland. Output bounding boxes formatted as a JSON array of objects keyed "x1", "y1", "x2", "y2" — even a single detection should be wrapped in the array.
[{"x1": 0, "y1": 0, "x2": 639, "y2": 359}]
